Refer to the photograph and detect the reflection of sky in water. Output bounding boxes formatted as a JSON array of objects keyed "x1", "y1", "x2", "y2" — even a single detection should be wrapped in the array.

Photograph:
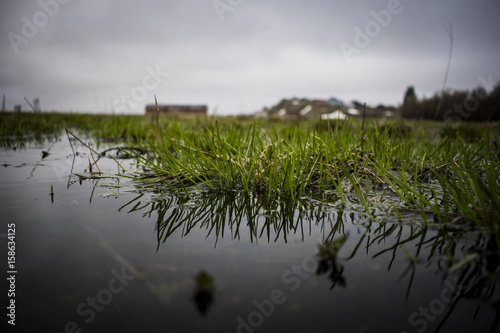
[{"x1": 1, "y1": 141, "x2": 499, "y2": 333}]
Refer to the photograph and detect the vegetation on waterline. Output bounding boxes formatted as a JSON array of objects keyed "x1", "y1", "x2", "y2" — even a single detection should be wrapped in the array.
[
  {"x1": 0, "y1": 111, "x2": 213, "y2": 144},
  {"x1": 123, "y1": 114, "x2": 500, "y2": 235},
  {"x1": 2, "y1": 111, "x2": 500, "y2": 235}
]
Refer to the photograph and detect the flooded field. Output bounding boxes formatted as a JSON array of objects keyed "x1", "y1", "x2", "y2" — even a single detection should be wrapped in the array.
[{"x1": 1, "y1": 131, "x2": 500, "y2": 332}]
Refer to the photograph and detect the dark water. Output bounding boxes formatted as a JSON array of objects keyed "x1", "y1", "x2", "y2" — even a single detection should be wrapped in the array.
[{"x1": 1, "y1": 137, "x2": 499, "y2": 333}]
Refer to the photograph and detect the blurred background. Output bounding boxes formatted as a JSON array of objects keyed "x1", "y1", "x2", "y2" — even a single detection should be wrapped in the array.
[{"x1": 1, "y1": 0, "x2": 499, "y2": 115}]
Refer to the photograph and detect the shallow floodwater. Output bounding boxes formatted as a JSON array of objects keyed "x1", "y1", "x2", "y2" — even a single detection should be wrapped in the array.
[{"x1": 1, "y1": 136, "x2": 499, "y2": 333}]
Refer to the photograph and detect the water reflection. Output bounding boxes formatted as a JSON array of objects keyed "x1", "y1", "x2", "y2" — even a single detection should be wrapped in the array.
[
  {"x1": 119, "y1": 190, "x2": 350, "y2": 248},
  {"x1": 336, "y1": 220, "x2": 499, "y2": 331},
  {"x1": 4, "y1": 134, "x2": 500, "y2": 332},
  {"x1": 192, "y1": 270, "x2": 215, "y2": 316},
  {"x1": 119, "y1": 190, "x2": 500, "y2": 330},
  {"x1": 315, "y1": 234, "x2": 348, "y2": 289}
]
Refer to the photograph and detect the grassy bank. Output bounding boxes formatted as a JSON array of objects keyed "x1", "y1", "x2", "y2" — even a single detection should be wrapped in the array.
[
  {"x1": 0, "y1": 111, "x2": 213, "y2": 143},
  {"x1": 2, "y1": 111, "x2": 500, "y2": 235},
  {"x1": 125, "y1": 115, "x2": 500, "y2": 235}
]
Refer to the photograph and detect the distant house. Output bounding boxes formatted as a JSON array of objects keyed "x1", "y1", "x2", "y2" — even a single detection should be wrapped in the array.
[
  {"x1": 265, "y1": 97, "x2": 348, "y2": 118},
  {"x1": 262, "y1": 96, "x2": 397, "y2": 119},
  {"x1": 145, "y1": 104, "x2": 207, "y2": 115},
  {"x1": 327, "y1": 97, "x2": 344, "y2": 107}
]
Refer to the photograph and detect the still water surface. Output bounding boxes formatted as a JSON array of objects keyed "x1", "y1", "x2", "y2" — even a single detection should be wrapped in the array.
[{"x1": 1, "y1": 137, "x2": 499, "y2": 332}]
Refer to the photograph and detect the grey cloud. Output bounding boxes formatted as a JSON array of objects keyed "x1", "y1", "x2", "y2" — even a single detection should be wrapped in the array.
[{"x1": 1, "y1": 0, "x2": 499, "y2": 114}]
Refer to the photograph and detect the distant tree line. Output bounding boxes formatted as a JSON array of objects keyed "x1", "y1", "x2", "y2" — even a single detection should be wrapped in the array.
[{"x1": 399, "y1": 83, "x2": 500, "y2": 121}]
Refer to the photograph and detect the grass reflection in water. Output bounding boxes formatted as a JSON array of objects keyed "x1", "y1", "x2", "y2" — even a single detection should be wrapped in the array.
[{"x1": 117, "y1": 189, "x2": 500, "y2": 331}]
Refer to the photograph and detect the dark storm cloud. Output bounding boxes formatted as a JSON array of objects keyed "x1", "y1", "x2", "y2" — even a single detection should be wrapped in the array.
[{"x1": 1, "y1": 0, "x2": 499, "y2": 114}]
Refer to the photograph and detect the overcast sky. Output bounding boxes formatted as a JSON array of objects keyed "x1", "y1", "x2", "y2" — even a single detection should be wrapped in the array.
[{"x1": 1, "y1": 0, "x2": 499, "y2": 115}]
